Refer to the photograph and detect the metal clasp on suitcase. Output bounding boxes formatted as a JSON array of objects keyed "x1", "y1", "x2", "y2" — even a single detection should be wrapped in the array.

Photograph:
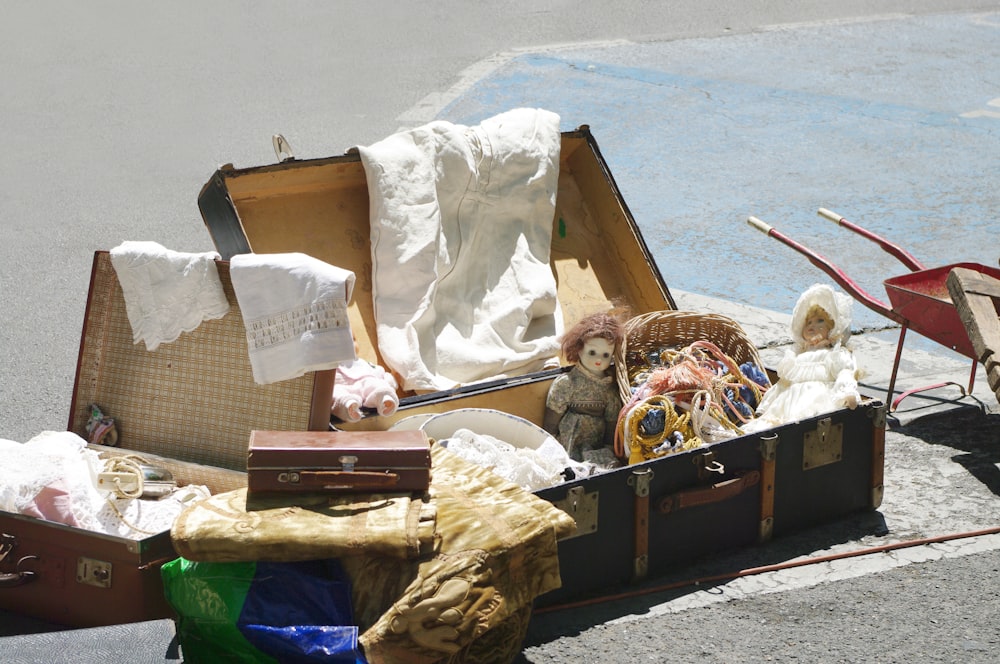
[
  {"x1": 692, "y1": 451, "x2": 726, "y2": 480},
  {"x1": 273, "y1": 134, "x2": 295, "y2": 162},
  {"x1": 550, "y1": 486, "x2": 599, "y2": 540},
  {"x1": 803, "y1": 417, "x2": 843, "y2": 470}
]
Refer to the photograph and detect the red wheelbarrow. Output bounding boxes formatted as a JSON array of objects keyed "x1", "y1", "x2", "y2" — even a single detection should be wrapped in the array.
[{"x1": 747, "y1": 208, "x2": 1000, "y2": 411}]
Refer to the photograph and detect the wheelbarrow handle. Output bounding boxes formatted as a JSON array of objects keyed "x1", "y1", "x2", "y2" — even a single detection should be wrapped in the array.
[
  {"x1": 746, "y1": 215, "x2": 903, "y2": 324},
  {"x1": 818, "y1": 208, "x2": 926, "y2": 272},
  {"x1": 746, "y1": 216, "x2": 773, "y2": 234}
]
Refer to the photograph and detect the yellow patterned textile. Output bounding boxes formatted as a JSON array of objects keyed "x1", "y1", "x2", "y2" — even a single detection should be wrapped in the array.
[
  {"x1": 171, "y1": 488, "x2": 439, "y2": 561},
  {"x1": 346, "y1": 445, "x2": 576, "y2": 664},
  {"x1": 169, "y1": 444, "x2": 575, "y2": 663}
]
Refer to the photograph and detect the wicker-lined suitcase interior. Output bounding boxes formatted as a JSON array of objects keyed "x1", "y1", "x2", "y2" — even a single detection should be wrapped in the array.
[{"x1": 68, "y1": 251, "x2": 334, "y2": 474}]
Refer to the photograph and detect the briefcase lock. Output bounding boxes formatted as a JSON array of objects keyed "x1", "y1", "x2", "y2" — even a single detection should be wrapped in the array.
[{"x1": 339, "y1": 455, "x2": 359, "y2": 472}]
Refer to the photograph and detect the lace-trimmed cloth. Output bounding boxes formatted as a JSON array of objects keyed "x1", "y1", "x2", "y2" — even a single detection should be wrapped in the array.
[
  {"x1": 110, "y1": 241, "x2": 230, "y2": 351},
  {"x1": 230, "y1": 252, "x2": 357, "y2": 385}
]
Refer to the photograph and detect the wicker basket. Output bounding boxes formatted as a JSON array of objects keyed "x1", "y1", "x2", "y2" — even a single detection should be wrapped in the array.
[{"x1": 615, "y1": 310, "x2": 768, "y2": 404}]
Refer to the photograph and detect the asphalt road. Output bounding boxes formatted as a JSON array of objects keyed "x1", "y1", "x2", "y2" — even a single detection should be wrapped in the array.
[
  {"x1": 1, "y1": 0, "x2": 996, "y2": 443},
  {"x1": 2, "y1": 2, "x2": 1000, "y2": 662}
]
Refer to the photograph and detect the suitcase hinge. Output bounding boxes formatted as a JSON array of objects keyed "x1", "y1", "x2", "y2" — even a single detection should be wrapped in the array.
[
  {"x1": 802, "y1": 417, "x2": 843, "y2": 470},
  {"x1": 550, "y1": 486, "x2": 599, "y2": 540}
]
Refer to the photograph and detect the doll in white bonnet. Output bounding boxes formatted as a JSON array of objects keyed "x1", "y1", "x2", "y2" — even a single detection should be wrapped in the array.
[{"x1": 743, "y1": 284, "x2": 861, "y2": 432}]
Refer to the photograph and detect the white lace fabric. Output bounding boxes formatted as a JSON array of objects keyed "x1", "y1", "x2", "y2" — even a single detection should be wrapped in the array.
[{"x1": 110, "y1": 241, "x2": 230, "y2": 351}]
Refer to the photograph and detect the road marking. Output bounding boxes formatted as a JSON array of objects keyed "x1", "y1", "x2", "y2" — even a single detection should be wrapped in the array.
[
  {"x1": 959, "y1": 97, "x2": 1000, "y2": 119},
  {"x1": 395, "y1": 39, "x2": 635, "y2": 129}
]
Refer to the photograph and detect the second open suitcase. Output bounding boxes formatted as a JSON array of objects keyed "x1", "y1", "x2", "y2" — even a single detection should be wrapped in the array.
[
  {"x1": 197, "y1": 122, "x2": 885, "y2": 605},
  {"x1": 0, "y1": 252, "x2": 334, "y2": 627}
]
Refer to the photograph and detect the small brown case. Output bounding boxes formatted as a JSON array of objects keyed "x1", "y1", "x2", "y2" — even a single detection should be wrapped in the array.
[{"x1": 247, "y1": 429, "x2": 432, "y2": 495}]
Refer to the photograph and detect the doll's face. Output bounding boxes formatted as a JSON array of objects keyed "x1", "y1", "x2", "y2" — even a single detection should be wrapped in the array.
[
  {"x1": 802, "y1": 309, "x2": 834, "y2": 349},
  {"x1": 579, "y1": 337, "x2": 614, "y2": 376}
]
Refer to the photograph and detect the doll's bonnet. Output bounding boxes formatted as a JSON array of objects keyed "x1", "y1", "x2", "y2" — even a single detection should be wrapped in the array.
[{"x1": 789, "y1": 284, "x2": 853, "y2": 351}]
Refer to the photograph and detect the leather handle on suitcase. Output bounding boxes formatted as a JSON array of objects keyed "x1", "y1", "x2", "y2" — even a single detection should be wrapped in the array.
[
  {"x1": 657, "y1": 470, "x2": 760, "y2": 514},
  {"x1": 297, "y1": 470, "x2": 401, "y2": 490}
]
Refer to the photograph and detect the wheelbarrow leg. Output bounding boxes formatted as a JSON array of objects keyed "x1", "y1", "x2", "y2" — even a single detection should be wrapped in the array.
[
  {"x1": 888, "y1": 324, "x2": 979, "y2": 411},
  {"x1": 886, "y1": 325, "x2": 907, "y2": 408}
]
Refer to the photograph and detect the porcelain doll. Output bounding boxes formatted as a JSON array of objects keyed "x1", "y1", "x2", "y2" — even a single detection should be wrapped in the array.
[
  {"x1": 332, "y1": 358, "x2": 400, "y2": 422},
  {"x1": 744, "y1": 284, "x2": 860, "y2": 432},
  {"x1": 543, "y1": 312, "x2": 625, "y2": 466}
]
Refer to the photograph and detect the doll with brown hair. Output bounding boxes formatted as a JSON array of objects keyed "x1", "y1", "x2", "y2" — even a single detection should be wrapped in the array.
[
  {"x1": 543, "y1": 312, "x2": 625, "y2": 467},
  {"x1": 743, "y1": 284, "x2": 861, "y2": 432}
]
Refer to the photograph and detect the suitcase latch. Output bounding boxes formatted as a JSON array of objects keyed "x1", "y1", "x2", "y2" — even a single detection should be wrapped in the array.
[
  {"x1": 272, "y1": 134, "x2": 295, "y2": 162},
  {"x1": 693, "y1": 451, "x2": 725, "y2": 480},
  {"x1": 550, "y1": 486, "x2": 598, "y2": 540},
  {"x1": 339, "y1": 455, "x2": 358, "y2": 473},
  {"x1": 803, "y1": 417, "x2": 843, "y2": 470},
  {"x1": 77, "y1": 557, "x2": 113, "y2": 589}
]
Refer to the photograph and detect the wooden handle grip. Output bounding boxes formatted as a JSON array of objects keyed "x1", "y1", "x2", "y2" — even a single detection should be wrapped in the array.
[{"x1": 746, "y1": 216, "x2": 773, "y2": 234}]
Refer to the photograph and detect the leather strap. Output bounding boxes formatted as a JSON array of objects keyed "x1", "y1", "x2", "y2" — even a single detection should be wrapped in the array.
[
  {"x1": 298, "y1": 470, "x2": 401, "y2": 490},
  {"x1": 657, "y1": 470, "x2": 760, "y2": 514}
]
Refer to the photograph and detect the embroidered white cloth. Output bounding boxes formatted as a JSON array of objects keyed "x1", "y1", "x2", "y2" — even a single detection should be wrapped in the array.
[
  {"x1": 230, "y1": 252, "x2": 357, "y2": 385},
  {"x1": 358, "y1": 107, "x2": 564, "y2": 392},
  {"x1": 110, "y1": 241, "x2": 229, "y2": 351}
]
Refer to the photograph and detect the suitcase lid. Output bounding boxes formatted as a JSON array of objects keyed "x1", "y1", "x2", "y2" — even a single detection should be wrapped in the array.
[
  {"x1": 198, "y1": 126, "x2": 676, "y2": 374},
  {"x1": 68, "y1": 251, "x2": 335, "y2": 472}
]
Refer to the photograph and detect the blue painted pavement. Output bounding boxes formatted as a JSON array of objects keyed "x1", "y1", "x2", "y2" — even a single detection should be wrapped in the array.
[{"x1": 437, "y1": 12, "x2": 1000, "y2": 336}]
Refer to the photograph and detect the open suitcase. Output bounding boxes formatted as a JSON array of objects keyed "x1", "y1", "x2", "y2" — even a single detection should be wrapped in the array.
[
  {"x1": 0, "y1": 252, "x2": 334, "y2": 627},
  {"x1": 198, "y1": 123, "x2": 886, "y2": 607}
]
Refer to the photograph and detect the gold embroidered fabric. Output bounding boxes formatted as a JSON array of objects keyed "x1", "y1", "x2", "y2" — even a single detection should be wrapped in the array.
[
  {"x1": 345, "y1": 445, "x2": 577, "y2": 664},
  {"x1": 170, "y1": 444, "x2": 577, "y2": 663},
  {"x1": 171, "y1": 488, "x2": 439, "y2": 561}
]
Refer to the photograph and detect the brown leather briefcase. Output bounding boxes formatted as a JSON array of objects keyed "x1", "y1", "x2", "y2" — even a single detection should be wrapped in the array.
[{"x1": 247, "y1": 429, "x2": 432, "y2": 495}]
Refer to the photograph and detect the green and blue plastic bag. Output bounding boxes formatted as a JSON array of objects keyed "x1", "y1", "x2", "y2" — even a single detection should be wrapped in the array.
[{"x1": 161, "y1": 557, "x2": 367, "y2": 663}]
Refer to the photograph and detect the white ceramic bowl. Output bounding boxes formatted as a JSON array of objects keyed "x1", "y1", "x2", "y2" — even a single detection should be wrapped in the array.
[
  {"x1": 386, "y1": 413, "x2": 436, "y2": 431},
  {"x1": 419, "y1": 408, "x2": 553, "y2": 450}
]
